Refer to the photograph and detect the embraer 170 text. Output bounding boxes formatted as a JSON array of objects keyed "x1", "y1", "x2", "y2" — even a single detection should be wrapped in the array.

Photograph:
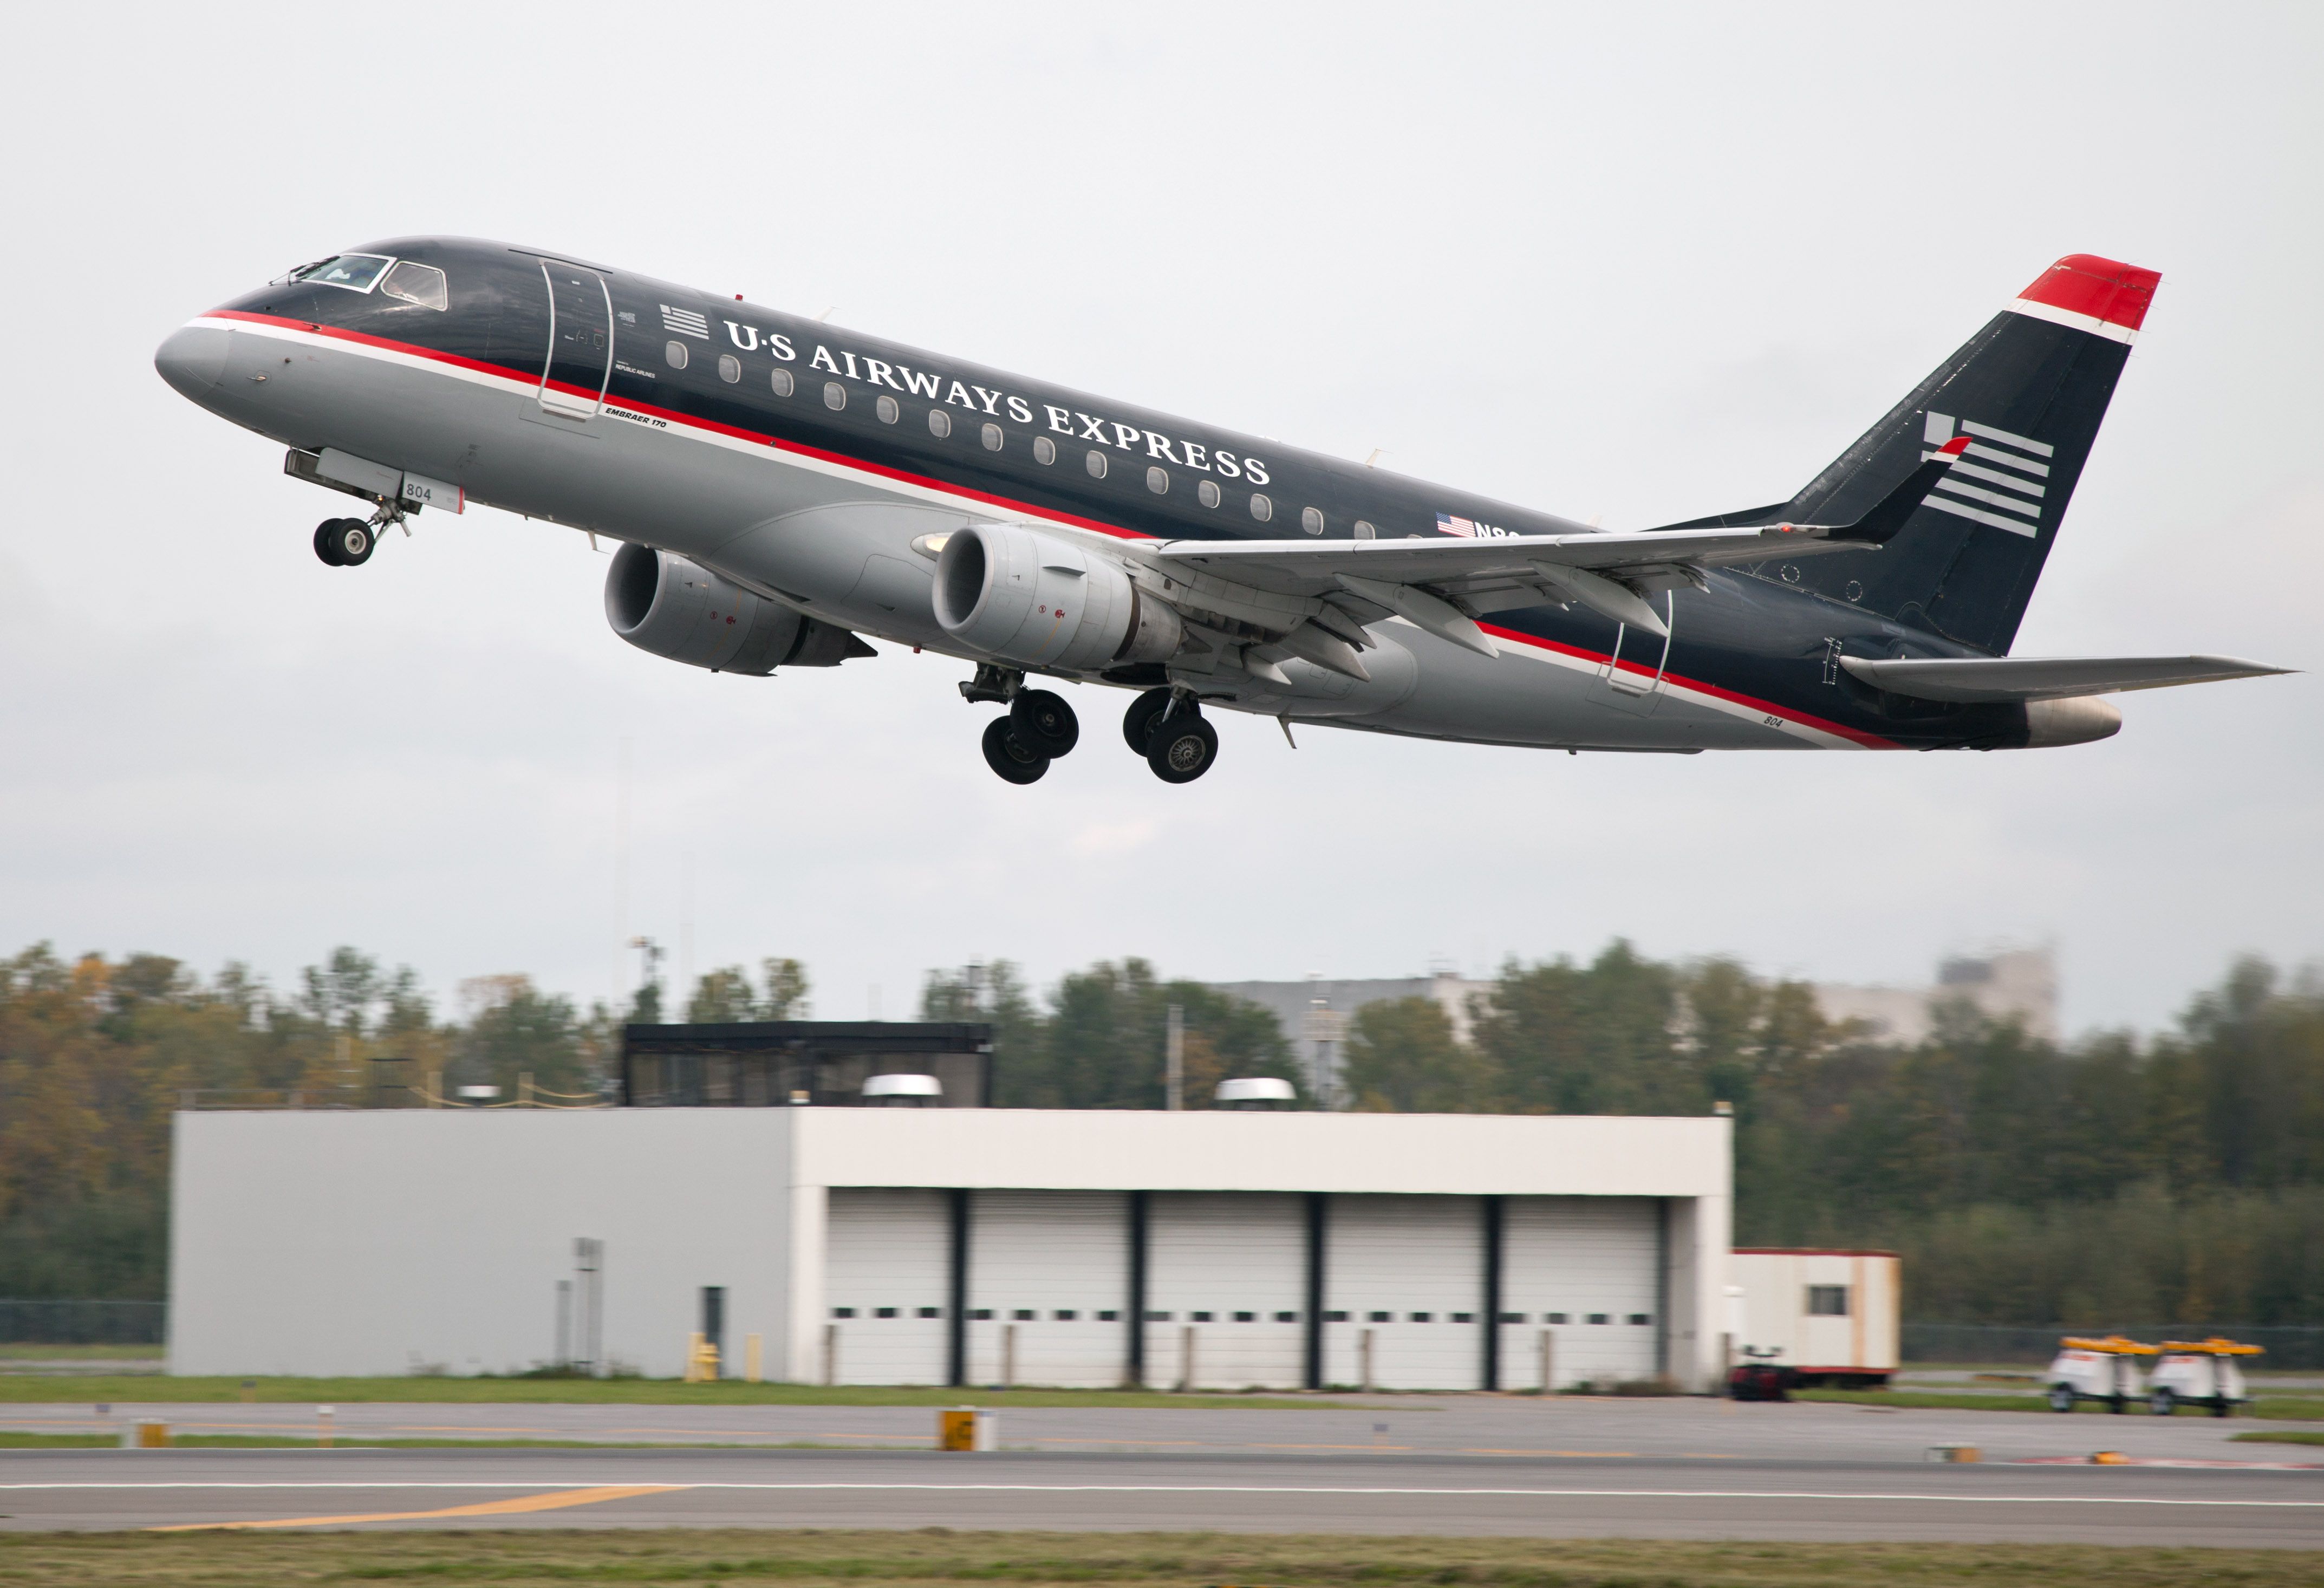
[{"x1": 155, "y1": 245, "x2": 2286, "y2": 784}]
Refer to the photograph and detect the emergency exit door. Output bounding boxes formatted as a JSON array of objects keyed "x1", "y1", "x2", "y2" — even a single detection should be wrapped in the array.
[{"x1": 539, "y1": 261, "x2": 613, "y2": 418}]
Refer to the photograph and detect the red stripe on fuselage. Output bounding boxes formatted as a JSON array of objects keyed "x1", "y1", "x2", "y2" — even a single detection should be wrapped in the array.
[
  {"x1": 204, "y1": 309, "x2": 1149, "y2": 545},
  {"x1": 210, "y1": 309, "x2": 1900, "y2": 749}
]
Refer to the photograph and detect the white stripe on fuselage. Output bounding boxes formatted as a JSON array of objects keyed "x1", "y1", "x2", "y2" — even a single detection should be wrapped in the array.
[{"x1": 192, "y1": 315, "x2": 1860, "y2": 751}]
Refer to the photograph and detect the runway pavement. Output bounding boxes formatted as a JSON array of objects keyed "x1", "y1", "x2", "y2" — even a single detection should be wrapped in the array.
[
  {"x1": 1, "y1": 1396, "x2": 2318, "y2": 1544},
  {"x1": 1, "y1": 1446, "x2": 2320, "y2": 1544}
]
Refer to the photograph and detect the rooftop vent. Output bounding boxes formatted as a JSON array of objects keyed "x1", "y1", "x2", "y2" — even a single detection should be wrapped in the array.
[
  {"x1": 863, "y1": 1073, "x2": 943, "y2": 1107},
  {"x1": 1215, "y1": 1076, "x2": 1296, "y2": 1110}
]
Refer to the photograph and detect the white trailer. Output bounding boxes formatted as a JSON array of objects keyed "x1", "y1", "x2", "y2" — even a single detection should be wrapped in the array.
[{"x1": 1728, "y1": 1248, "x2": 1899, "y2": 1389}]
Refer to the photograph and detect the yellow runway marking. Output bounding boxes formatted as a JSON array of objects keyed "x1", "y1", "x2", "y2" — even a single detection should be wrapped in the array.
[{"x1": 148, "y1": 1483, "x2": 686, "y2": 1531}]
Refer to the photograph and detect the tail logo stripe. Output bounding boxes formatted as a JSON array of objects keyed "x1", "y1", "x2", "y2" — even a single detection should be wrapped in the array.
[
  {"x1": 1934, "y1": 476, "x2": 2043, "y2": 518},
  {"x1": 1944, "y1": 458, "x2": 2046, "y2": 497},
  {"x1": 1958, "y1": 418, "x2": 2054, "y2": 457},
  {"x1": 1963, "y1": 442, "x2": 2050, "y2": 478},
  {"x1": 1921, "y1": 493, "x2": 2039, "y2": 538}
]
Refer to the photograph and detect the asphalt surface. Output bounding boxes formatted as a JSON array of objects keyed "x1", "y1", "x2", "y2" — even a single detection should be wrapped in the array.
[{"x1": 2, "y1": 1397, "x2": 2317, "y2": 1543}]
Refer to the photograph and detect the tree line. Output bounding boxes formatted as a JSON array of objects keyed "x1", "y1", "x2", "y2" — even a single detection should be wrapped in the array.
[{"x1": 4, "y1": 938, "x2": 2322, "y2": 1327}]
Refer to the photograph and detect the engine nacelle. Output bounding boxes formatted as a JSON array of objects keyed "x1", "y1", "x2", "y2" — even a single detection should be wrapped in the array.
[
  {"x1": 605, "y1": 543, "x2": 864, "y2": 672},
  {"x1": 933, "y1": 524, "x2": 1181, "y2": 671}
]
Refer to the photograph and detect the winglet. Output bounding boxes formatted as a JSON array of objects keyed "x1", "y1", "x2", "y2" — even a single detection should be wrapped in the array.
[{"x1": 1820, "y1": 433, "x2": 1973, "y2": 547}]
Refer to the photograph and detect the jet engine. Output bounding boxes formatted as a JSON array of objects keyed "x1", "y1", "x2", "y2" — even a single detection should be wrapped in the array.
[
  {"x1": 933, "y1": 524, "x2": 1181, "y2": 672},
  {"x1": 604, "y1": 543, "x2": 867, "y2": 672}
]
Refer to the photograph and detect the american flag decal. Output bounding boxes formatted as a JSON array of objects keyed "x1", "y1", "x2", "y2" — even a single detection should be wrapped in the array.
[
  {"x1": 1921, "y1": 412, "x2": 2049, "y2": 539},
  {"x1": 660, "y1": 304, "x2": 711, "y2": 339},
  {"x1": 1436, "y1": 513, "x2": 1476, "y2": 538}
]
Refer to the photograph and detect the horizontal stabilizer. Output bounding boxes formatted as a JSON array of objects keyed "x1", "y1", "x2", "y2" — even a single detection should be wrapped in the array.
[{"x1": 1840, "y1": 654, "x2": 2290, "y2": 704}]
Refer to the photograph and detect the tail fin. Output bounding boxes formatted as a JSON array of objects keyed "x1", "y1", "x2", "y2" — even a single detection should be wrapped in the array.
[{"x1": 1671, "y1": 255, "x2": 2160, "y2": 654}]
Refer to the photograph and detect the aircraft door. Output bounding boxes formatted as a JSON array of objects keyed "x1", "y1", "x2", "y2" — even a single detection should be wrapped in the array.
[
  {"x1": 1591, "y1": 591, "x2": 1674, "y2": 716},
  {"x1": 538, "y1": 261, "x2": 613, "y2": 418}
]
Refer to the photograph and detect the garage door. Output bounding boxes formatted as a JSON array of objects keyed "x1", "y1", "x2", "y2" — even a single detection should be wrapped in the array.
[
  {"x1": 1498, "y1": 1196, "x2": 1660, "y2": 1389},
  {"x1": 825, "y1": 1188, "x2": 951, "y2": 1385},
  {"x1": 1323, "y1": 1195, "x2": 1484, "y2": 1391},
  {"x1": 1144, "y1": 1193, "x2": 1306, "y2": 1390},
  {"x1": 965, "y1": 1190, "x2": 1129, "y2": 1389}
]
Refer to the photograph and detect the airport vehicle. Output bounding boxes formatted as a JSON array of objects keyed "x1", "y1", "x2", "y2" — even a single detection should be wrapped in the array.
[
  {"x1": 2047, "y1": 1335, "x2": 2157, "y2": 1413},
  {"x1": 154, "y1": 245, "x2": 2287, "y2": 784},
  {"x1": 2149, "y1": 1338, "x2": 2261, "y2": 1416}
]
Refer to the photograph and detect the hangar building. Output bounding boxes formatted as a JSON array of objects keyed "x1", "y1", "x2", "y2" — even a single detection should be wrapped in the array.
[{"x1": 168, "y1": 1108, "x2": 1732, "y2": 1391}]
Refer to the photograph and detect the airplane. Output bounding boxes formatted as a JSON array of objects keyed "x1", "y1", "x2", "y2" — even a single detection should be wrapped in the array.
[{"x1": 154, "y1": 244, "x2": 2286, "y2": 785}]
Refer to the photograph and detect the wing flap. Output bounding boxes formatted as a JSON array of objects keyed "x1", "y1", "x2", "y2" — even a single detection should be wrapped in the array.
[{"x1": 1840, "y1": 654, "x2": 2291, "y2": 703}]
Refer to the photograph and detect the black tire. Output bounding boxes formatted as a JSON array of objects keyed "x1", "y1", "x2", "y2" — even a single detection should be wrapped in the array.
[
  {"x1": 1122, "y1": 687, "x2": 1173, "y2": 754},
  {"x1": 2047, "y1": 1384, "x2": 2076, "y2": 1413},
  {"x1": 2151, "y1": 1388, "x2": 2176, "y2": 1416},
  {"x1": 2109, "y1": 1393, "x2": 2126, "y2": 1415},
  {"x1": 1147, "y1": 711, "x2": 1219, "y2": 784},
  {"x1": 1010, "y1": 689, "x2": 1079, "y2": 757},
  {"x1": 2212, "y1": 1397, "x2": 2233, "y2": 1418},
  {"x1": 980, "y1": 717, "x2": 1049, "y2": 784},
  {"x1": 326, "y1": 518, "x2": 374, "y2": 566},
  {"x1": 313, "y1": 520, "x2": 347, "y2": 567}
]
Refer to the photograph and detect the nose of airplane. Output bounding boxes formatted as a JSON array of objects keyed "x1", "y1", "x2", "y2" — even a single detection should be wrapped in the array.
[{"x1": 154, "y1": 323, "x2": 230, "y2": 400}]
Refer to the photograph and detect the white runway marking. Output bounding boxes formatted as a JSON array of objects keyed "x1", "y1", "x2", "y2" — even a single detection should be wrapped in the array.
[{"x1": 3, "y1": 1481, "x2": 2320, "y2": 1509}]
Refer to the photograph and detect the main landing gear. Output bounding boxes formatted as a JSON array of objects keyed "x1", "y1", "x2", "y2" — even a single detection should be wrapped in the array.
[
  {"x1": 1125, "y1": 687, "x2": 1218, "y2": 784},
  {"x1": 965, "y1": 673, "x2": 1220, "y2": 786},
  {"x1": 966, "y1": 664, "x2": 1082, "y2": 786}
]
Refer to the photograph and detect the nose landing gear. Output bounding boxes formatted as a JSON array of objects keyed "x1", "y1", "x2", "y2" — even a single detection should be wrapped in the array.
[{"x1": 312, "y1": 517, "x2": 376, "y2": 567}]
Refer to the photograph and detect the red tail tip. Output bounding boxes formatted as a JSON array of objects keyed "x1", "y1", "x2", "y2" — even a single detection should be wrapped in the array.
[
  {"x1": 1938, "y1": 435, "x2": 1973, "y2": 457},
  {"x1": 2017, "y1": 254, "x2": 2162, "y2": 331}
]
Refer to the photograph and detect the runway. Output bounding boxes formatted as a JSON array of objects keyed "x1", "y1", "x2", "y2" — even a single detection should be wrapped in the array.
[{"x1": 4, "y1": 1446, "x2": 2321, "y2": 1545}]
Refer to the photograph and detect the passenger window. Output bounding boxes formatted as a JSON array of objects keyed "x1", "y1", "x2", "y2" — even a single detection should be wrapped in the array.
[
  {"x1": 1034, "y1": 435, "x2": 1056, "y2": 465},
  {"x1": 666, "y1": 341, "x2": 688, "y2": 370},
  {"x1": 876, "y1": 394, "x2": 900, "y2": 424},
  {"x1": 771, "y1": 367, "x2": 794, "y2": 397},
  {"x1": 823, "y1": 381, "x2": 846, "y2": 410},
  {"x1": 1249, "y1": 493, "x2": 1272, "y2": 522},
  {"x1": 929, "y1": 408, "x2": 952, "y2": 439},
  {"x1": 981, "y1": 422, "x2": 1003, "y2": 451},
  {"x1": 379, "y1": 260, "x2": 447, "y2": 310},
  {"x1": 718, "y1": 354, "x2": 741, "y2": 383},
  {"x1": 1197, "y1": 479, "x2": 1220, "y2": 508},
  {"x1": 1302, "y1": 506, "x2": 1324, "y2": 535},
  {"x1": 1146, "y1": 465, "x2": 1168, "y2": 494},
  {"x1": 1353, "y1": 520, "x2": 1376, "y2": 539},
  {"x1": 1085, "y1": 449, "x2": 1107, "y2": 479}
]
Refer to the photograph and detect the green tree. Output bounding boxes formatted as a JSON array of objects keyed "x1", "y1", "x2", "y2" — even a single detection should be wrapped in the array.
[{"x1": 1342, "y1": 997, "x2": 1494, "y2": 1112}]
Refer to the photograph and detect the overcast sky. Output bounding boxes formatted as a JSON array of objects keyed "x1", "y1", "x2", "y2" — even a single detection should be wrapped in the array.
[{"x1": 3, "y1": 4, "x2": 2320, "y2": 1036}]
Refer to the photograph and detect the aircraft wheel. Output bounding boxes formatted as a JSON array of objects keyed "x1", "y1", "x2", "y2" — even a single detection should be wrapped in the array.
[
  {"x1": 2047, "y1": 1384, "x2": 2075, "y2": 1413},
  {"x1": 1010, "y1": 689, "x2": 1079, "y2": 757},
  {"x1": 981, "y1": 717, "x2": 1049, "y2": 784},
  {"x1": 1147, "y1": 711, "x2": 1218, "y2": 784},
  {"x1": 316, "y1": 518, "x2": 373, "y2": 567},
  {"x1": 1122, "y1": 687, "x2": 1173, "y2": 754}
]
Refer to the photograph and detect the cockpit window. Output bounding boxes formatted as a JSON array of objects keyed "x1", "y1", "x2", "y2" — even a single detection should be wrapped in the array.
[
  {"x1": 379, "y1": 261, "x2": 448, "y2": 311},
  {"x1": 291, "y1": 254, "x2": 394, "y2": 292}
]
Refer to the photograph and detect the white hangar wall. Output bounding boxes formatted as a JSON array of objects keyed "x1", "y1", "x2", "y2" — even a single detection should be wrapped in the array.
[{"x1": 171, "y1": 1109, "x2": 1731, "y2": 1389}]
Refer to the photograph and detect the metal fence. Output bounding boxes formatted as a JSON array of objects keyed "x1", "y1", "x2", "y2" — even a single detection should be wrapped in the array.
[
  {"x1": 0, "y1": 1299, "x2": 166, "y2": 1345},
  {"x1": 1905, "y1": 1322, "x2": 2324, "y2": 1370}
]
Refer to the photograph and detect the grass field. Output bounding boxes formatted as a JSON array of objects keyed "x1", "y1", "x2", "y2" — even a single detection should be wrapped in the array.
[
  {"x1": 1, "y1": 1528, "x2": 2318, "y2": 1588},
  {"x1": 0, "y1": 1377, "x2": 1348, "y2": 1410},
  {"x1": 2233, "y1": 1429, "x2": 2324, "y2": 1447},
  {"x1": 0, "y1": 1344, "x2": 159, "y2": 1364},
  {"x1": 1796, "y1": 1388, "x2": 2324, "y2": 1421}
]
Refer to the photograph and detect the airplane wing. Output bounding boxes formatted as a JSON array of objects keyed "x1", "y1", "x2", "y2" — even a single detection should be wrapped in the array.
[
  {"x1": 1149, "y1": 437, "x2": 1976, "y2": 651},
  {"x1": 1839, "y1": 654, "x2": 2292, "y2": 702}
]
